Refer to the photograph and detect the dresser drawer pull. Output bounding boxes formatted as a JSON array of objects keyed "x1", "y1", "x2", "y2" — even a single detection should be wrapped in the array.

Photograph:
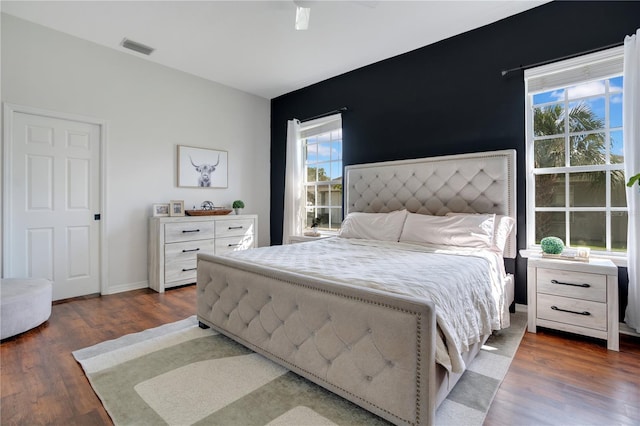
[
  {"x1": 227, "y1": 243, "x2": 241, "y2": 247},
  {"x1": 551, "y1": 279, "x2": 590, "y2": 288},
  {"x1": 228, "y1": 226, "x2": 244, "y2": 230},
  {"x1": 182, "y1": 229, "x2": 200, "y2": 233},
  {"x1": 551, "y1": 305, "x2": 591, "y2": 316},
  {"x1": 182, "y1": 248, "x2": 200, "y2": 253},
  {"x1": 181, "y1": 267, "x2": 197, "y2": 272}
]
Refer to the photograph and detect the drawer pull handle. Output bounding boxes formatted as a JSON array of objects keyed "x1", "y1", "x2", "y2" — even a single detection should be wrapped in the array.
[
  {"x1": 551, "y1": 279, "x2": 590, "y2": 288},
  {"x1": 551, "y1": 305, "x2": 591, "y2": 316},
  {"x1": 182, "y1": 267, "x2": 197, "y2": 272},
  {"x1": 182, "y1": 229, "x2": 200, "y2": 233},
  {"x1": 182, "y1": 248, "x2": 200, "y2": 253},
  {"x1": 228, "y1": 226, "x2": 244, "y2": 230},
  {"x1": 227, "y1": 243, "x2": 241, "y2": 247}
]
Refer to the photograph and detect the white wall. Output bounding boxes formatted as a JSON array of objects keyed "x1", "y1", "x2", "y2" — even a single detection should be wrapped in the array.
[{"x1": 1, "y1": 13, "x2": 271, "y2": 294}]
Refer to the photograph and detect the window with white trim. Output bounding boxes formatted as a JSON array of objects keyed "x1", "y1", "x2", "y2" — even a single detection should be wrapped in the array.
[
  {"x1": 300, "y1": 114, "x2": 343, "y2": 232},
  {"x1": 525, "y1": 47, "x2": 627, "y2": 255}
]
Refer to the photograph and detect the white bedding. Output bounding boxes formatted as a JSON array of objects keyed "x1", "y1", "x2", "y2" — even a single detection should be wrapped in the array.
[{"x1": 220, "y1": 237, "x2": 508, "y2": 374}]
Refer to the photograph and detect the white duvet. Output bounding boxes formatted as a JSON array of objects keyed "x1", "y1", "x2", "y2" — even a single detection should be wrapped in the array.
[{"x1": 222, "y1": 237, "x2": 508, "y2": 373}]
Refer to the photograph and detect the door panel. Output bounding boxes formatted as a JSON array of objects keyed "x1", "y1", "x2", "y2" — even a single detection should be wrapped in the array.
[
  {"x1": 67, "y1": 226, "x2": 91, "y2": 279},
  {"x1": 67, "y1": 158, "x2": 90, "y2": 209},
  {"x1": 7, "y1": 110, "x2": 101, "y2": 300},
  {"x1": 27, "y1": 228, "x2": 54, "y2": 280},
  {"x1": 27, "y1": 155, "x2": 54, "y2": 210}
]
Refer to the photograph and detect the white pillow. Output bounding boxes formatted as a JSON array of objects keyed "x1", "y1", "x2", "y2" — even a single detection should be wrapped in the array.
[
  {"x1": 446, "y1": 212, "x2": 515, "y2": 254},
  {"x1": 338, "y1": 210, "x2": 408, "y2": 241},
  {"x1": 399, "y1": 213, "x2": 495, "y2": 248}
]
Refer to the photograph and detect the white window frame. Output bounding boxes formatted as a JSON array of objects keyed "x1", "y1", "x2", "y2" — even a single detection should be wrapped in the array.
[
  {"x1": 300, "y1": 114, "x2": 343, "y2": 233},
  {"x1": 524, "y1": 46, "x2": 628, "y2": 266}
]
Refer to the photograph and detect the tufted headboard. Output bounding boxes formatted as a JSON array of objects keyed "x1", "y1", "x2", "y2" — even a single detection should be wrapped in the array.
[{"x1": 345, "y1": 149, "x2": 517, "y2": 258}]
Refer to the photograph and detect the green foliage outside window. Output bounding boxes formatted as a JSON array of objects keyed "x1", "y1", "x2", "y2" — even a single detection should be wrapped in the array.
[{"x1": 533, "y1": 101, "x2": 625, "y2": 250}]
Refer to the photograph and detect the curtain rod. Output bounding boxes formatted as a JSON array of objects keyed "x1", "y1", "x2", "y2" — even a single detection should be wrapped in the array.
[
  {"x1": 298, "y1": 107, "x2": 348, "y2": 123},
  {"x1": 500, "y1": 41, "x2": 624, "y2": 77}
]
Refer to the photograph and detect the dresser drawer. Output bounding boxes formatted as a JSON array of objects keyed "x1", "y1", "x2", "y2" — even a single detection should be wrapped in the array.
[
  {"x1": 165, "y1": 240, "x2": 215, "y2": 262},
  {"x1": 537, "y1": 293, "x2": 607, "y2": 331},
  {"x1": 165, "y1": 221, "x2": 214, "y2": 243},
  {"x1": 215, "y1": 235, "x2": 254, "y2": 254},
  {"x1": 215, "y1": 219, "x2": 254, "y2": 238},
  {"x1": 165, "y1": 259, "x2": 198, "y2": 284},
  {"x1": 536, "y1": 268, "x2": 606, "y2": 302}
]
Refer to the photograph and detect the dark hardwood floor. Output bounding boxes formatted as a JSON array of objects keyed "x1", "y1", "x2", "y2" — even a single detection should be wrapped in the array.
[
  {"x1": 1, "y1": 285, "x2": 638, "y2": 425},
  {"x1": 485, "y1": 325, "x2": 640, "y2": 426}
]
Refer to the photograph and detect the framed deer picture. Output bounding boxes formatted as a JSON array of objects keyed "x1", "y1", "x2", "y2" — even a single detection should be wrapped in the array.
[{"x1": 177, "y1": 145, "x2": 228, "y2": 188}]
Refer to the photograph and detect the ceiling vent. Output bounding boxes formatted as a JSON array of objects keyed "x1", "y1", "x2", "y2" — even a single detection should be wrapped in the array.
[{"x1": 121, "y1": 38, "x2": 155, "y2": 55}]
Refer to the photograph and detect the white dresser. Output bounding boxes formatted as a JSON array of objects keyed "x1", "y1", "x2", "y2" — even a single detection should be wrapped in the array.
[
  {"x1": 149, "y1": 215, "x2": 257, "y2": 292},
  {"x1": 527, "y1": 256, "x2": 619, "y2": 351}
]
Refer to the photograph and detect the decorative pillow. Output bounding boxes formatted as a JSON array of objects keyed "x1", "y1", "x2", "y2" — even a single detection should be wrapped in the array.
[
  {"x1": 338, "y1": 210, "x2": 408, "y2": 241},
  {"x1": 399, "y1": 213, "x2": 495, "y2": 248},
  {"x1": 446, "y1": 212, "x2": 515, "y2": 254}
]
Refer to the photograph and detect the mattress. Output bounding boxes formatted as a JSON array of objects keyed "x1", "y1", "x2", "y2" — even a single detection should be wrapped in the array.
[{"x1": 215, "y1": 236, "x2": 508, "y2": 373}]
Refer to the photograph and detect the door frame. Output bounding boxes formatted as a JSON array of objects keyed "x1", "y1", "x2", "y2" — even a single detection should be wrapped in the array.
[{"x1": 2, "y1": 103, "x2": 108, "y2": 295}]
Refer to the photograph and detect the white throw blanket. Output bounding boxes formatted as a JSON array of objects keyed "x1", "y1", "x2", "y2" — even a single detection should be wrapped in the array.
[{"x1": 222, "y1": 237, "x2": 507, "y2": 373}]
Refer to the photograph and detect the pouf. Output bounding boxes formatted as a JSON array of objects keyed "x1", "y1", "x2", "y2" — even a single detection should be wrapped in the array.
[{"x1": 1, "y1": 278, "x2": 52, "y2": 340}]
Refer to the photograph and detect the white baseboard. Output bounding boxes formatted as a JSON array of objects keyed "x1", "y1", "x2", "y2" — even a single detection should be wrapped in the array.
[
  {"x1": 103, "y1": 280, "x2": 148, "y2": 295},
  {"x1": 619, "y1": 321, "x2": 640, "y2": 338},
  {"x1": 515, "y1": 303, "x2": 527, "y2": 313}
]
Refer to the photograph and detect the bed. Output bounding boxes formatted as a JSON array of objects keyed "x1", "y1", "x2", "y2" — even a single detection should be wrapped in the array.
[{"x1": 197, "y1": 149, "x2": 516, "y2": 425}]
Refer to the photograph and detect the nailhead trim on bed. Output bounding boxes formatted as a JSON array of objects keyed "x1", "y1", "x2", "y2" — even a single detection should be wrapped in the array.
[{"x1": 197, "y1": 264, "x2": 426, "y2": 425}]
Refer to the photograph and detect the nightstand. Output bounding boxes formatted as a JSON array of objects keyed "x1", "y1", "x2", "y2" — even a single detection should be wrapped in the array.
[{"x1": 527, "y1": 256, "x2": 619, "y2": 351}]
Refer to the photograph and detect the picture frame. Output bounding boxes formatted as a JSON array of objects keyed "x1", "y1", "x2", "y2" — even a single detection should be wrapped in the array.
[
  {"x1": 177, "y1": 145, "x2": 228, "y2": 188},
  {"x1": 152, "y1": 203, "x2": 170, "y2": 217},
  {"x1": 169, "y1": 200, "x2": 185, "y2": 217}
]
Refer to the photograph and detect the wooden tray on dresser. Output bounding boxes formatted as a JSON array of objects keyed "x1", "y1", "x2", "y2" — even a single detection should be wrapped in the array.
[{"x1": 185, "y1": 209, "x2": 232, "y2": 216}]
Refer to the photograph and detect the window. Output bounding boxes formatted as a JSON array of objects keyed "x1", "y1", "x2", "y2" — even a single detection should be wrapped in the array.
[
  {"x1": 300, "y1": 114, "x2": 343, "y2": 232},
  {"x1": 525, "y1": 47, "x2": 627, "y2": 256}
]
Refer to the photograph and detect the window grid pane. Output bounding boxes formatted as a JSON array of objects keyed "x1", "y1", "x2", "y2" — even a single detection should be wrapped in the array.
[
  {"x1": 529, "y1": 74, "x2": 627, "y2": 254},
  {"x1": 303, "y1": 128, "x2": 343, "y2": 231}
]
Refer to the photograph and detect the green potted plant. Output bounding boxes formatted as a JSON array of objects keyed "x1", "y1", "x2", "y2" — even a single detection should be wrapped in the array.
[
  {"x1": 628, "y1": 173, "x2": 640, "y2": 188},
  {"x1": 232, "y1": 200, "x2": 245, "y2": 215},
  {"x1": 540, "y1": 236, "x2": 564, "y2": 255}
]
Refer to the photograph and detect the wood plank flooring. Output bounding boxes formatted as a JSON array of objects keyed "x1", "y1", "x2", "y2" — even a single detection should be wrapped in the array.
[{"x1": 1, "y1": 285, "x2": 638, "y2": 425}]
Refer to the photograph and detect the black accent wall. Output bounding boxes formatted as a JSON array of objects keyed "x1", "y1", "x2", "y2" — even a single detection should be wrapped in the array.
[{"x1": 270, "y1": 1, "x2": 640, "y2": 307}]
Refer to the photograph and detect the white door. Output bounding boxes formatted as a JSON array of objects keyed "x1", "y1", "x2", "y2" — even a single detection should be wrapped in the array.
[{"x1": 5, "y1": 110, "x2": 101, "y2": 300}]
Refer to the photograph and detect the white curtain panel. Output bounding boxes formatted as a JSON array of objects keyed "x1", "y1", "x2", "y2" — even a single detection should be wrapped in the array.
[
  {"x1": 624, "y1": 29, "x2": 640, "y2": 332},
  {"x1": 282, "y1": 119, "x2": 303, "y2": 244}
]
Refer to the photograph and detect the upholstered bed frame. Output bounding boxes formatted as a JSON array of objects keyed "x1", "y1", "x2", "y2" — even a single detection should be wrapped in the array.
[{"x1": 197, "y1": 149, "x2": 516, "y2": 425}]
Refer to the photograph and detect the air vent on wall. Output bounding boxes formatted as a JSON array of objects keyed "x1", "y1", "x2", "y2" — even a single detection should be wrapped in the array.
[{"x1": 121, "y1": 38, "x2": 155, "y2": 55}]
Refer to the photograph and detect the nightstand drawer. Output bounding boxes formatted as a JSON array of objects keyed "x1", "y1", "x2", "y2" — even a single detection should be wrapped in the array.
[
  {"x1": 537, "y1": 293, "x2": 606, "y2": 331},
  {"x1": 537, "y1": 268, "x2": 606, "y2": 302}
]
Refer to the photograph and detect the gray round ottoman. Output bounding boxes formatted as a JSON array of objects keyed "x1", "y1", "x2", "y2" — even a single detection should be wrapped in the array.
[{"x1": 1, "y1": 278, "x2": 52, "y2": 340}]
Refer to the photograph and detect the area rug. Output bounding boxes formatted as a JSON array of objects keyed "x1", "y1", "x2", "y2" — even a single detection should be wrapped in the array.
[{"x1": 73, "y1": 311, "x2": 527, "y2": 426}]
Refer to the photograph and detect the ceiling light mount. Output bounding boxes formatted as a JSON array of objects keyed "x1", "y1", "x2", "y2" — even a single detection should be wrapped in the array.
[{"x1": 294, "y1": 1, "x2": 310, "y2": 30}]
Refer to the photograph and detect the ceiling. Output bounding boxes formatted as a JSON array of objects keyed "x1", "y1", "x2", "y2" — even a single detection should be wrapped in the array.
[{"x1": 1, "y1": 1, "x2": 548, "y2": 99}]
